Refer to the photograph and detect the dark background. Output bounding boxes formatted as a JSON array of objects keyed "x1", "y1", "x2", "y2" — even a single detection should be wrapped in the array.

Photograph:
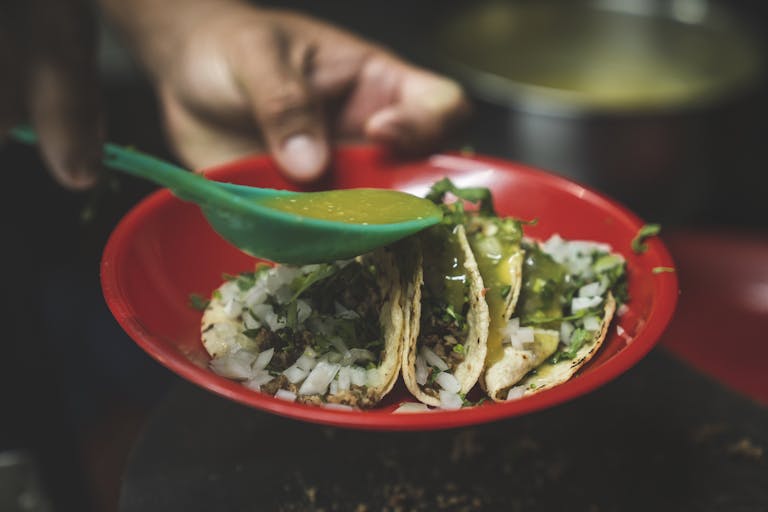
[{"x1": 0, "y1": 1, "x2": 766, "y2": 510}]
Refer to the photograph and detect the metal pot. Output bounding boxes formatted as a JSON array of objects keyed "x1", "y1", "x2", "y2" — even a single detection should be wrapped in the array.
[{"x1": 427, "y1": 0, "x2": 765, "y2": 223}]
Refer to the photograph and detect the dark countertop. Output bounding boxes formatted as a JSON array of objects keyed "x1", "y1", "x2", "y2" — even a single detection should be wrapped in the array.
[
  {"x1": 119, "y1": 349, "x2": 767, "y2": 512},
  {"x1": 1, "y1": 2, "x2": 767, "y2": 510}
]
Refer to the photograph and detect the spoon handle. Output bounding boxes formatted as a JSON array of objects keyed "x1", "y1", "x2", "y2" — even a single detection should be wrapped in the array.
[{"x1": 9, "y1": 125, "x2": 236, "y2": 207}]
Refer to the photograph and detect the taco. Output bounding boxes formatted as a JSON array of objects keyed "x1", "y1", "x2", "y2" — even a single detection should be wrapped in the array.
[
  {"x1": 484, "y1": 234, "x2": 627, "y2": 401},
  {"x1": 201, "y1": 245, "x2": 415, "y2": 408},
  {"x1": 463, "y1": 214, "x2": 527, "y2": 400},
  {"x1": 401, "y1": 182, "x2": 491, "y2": 409}
]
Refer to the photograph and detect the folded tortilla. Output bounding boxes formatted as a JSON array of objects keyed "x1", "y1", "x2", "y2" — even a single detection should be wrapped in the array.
[
  {"x1": 460, "y1": 214, "x2": 526, "y2": 400},
  {"x1": 201, "y1": 245, "x2": 416, "y2": 408},
  {"x1": 481, "y1": 235, "x2": 625, "y2": 401},
  {"x1": 401, "y1": 224, "x2": 489, "y2": 408}
]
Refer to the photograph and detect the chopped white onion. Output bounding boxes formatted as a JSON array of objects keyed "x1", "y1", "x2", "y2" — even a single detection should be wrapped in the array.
[
  {"x1": 502, "y1": 317, "x2": 520, "y2": 340},
  {"x1": 267, "y1": 266, "x2": 301, "y2": 292},
  {"x1": 475, "y1": 236, "x2": 502, "y2": 260},
  {"x1": 242, "y1": 311, "x2": 261, "y2": 330},
  {"x1": 512, "y1": 326, "x2": 535, "y2": 346},
  {"x1": 504, "y1": 317, "x2": 535, "y2": 348},
  {"x1": 578, "y1": 281, "x2": 605, "y2": 298},
  {"x1": 250, "y1": 304, "x2": 274, "y2": 322},
  {"x1": 506, "y1": 386, "x2": 526, "y2": 401},
  {"x1": 420, "y1": 346, "x2": 449, "y2": 372},
  {"x1": 439, "y1": 390, "x2": 463, "y2": 410},
  {"x1": 329, "y1": 380, "x2": 339, "y2": 395},
  {"x1": 218, "y1": 281, "x2": 240, "y2": 304},
  {"x1": 436, "y1": 372, "x2": 461, "y2": 393},
  {"x1": 560, "y1": 321, "x2": 575, "y2": 345},
  {"x1": 295, "y1": 353, "x2": 317, "y2": 372},
  {"x1": 243, "y1": 370, "x2": 273, "y2": 390},
  {"x1": 350, "y1": 367, "x2": 367, "y2": 387},
  {"x1": 223, "y1": 298, "x2": 243, "y2": 319},
  {"x1": 253, "y1": 348, "x2": 274, "y2": 371},
  {"x1": 337, "y1": 367, "x2": 351, "y2": 391},
  {"x1": 415, "y1": 355, "x2": 428, "y2": 385},
  {"x1": 283, "y1": 364, "x2": 308, "y2": 384},
  {"x1": 243, "y1": 283, "x2": 268, "y2": 308},
  {"x1": 394, "y1": 402, "x2": 431, "y2": 413},
  {"x1": 582, "y1": 315, "x2": 601, "y2": 332},
  {"x1": 366, "y1": 368, "x2": 382, "y2": 387},
  {"x1": 541, "y1": 234, "x2": 566, "y2": 263},
  {"x1": 263, "y1": 311, "x2": 286, "y2": 331},
  {"x1": 566, "y1": 255, "x2": 593, "y2": 279},
  {"x1": 209, "y1": 351, "x2": 256, "y2": 380},
  {"x1": 617, "y1": 304, "x2": 630, "y2": 317},
  {"x1": 572, "y1": 296, "x2": 603, "y2": 313},
  {"x1": 275, "y1": 389, "x2": 296, "y2": 402},
  {"x1": 298, "y1": 361, "x2": 340, "y2": 395},
  {"x1": 323, "y1": 403, "x2": 355, "y2": 411},
  {"x1": 296, "y1": 299, "x2": 312, "y2": 323}
]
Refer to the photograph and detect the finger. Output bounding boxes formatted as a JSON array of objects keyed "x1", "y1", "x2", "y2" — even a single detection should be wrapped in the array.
[
  {"x1": 365, "y1": 64, "x2": 470, "y2": 153},
  {"x1": 25, "y1": 0, "x2": 103, "y2": 190},
  {"x1": 235, "y1": 28, "x2": 329, "y2": 183},
  {"x1": 160, "y1": 86, "x2": 267, "y2": 171}
]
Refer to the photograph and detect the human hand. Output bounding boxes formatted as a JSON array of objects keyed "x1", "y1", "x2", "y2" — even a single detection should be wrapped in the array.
[
  {"x1": 0, "y1": 0, "x2": 102, "y2": 189},
  {"x1": 104, "y1": 0, "x2": 469, "y2": 182}
]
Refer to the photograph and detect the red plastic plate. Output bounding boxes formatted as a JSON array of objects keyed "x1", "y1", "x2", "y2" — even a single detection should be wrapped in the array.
[{"x1": 101, "y1": 147, "x2": 678, "y2": 430}]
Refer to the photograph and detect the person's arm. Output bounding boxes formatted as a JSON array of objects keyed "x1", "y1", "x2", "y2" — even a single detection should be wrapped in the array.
[
  {"x1": 100, "y1": 0, "x2": 469, "y2": 182},
  {"x1": 1, "y1": 0, "x2": 102, "y2": 189}
]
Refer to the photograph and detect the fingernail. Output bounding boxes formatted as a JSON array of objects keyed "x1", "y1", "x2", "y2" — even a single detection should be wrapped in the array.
[{"x1": 280, "y1": 135, "x2": 327, "y2": 182}]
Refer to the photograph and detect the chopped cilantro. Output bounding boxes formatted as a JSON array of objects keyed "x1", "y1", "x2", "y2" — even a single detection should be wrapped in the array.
[
  {"x1": 188, "y1": 294, "x2": 209, "y2": 311},
  {"x1": 631, "y1": 224, "x2": 661, "y2": 254},
  {"x1": 212, "y1": 289, "x2": 222, "y2": 300},
  {"x1": 652, "y1": 266, "x2": 676, "y2": 274},
  {"x1": 500, "y1": 285, "x2": 512, "y2": 299},
  {"x1": 366, "y1": 361, "x2": 377, "y2": 370},
  {"x1": 429, "y1": 367, "x2": 442, "y2": 384},
  {"x1": 242, "y1": 328, "x2": 261, "y2": 338},
  {"x1": 444, "y1": 304, "x2": 463, "y2": 326},
  {"x1": 452, "y1": 344, "x2": 465, "y2": 354},
  {"x1": 222, "y1": 271, "x2": 258, "y2": 291},
  {"x1": 549, "y1": 328, "x2": 590, "y2": 364},
  {"x1": 426, "y1": 177, "x2": 496, "y2": 217},
  {"x1": 288, "y1": 263, "x2": 338, "y2": 303}
]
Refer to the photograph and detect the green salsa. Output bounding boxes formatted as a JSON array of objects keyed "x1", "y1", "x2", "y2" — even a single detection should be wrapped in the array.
[
  {"x1": 467, "y1": 218, "x2": 523, "y2": 365},
  {"x1": 259, "y1": 189, "x2": 441, "y2": 225},
  {"x1": 422, "y1": 224, "x2": 467, "y2": 314},
  {"x1": 518, "y1": 244, "x2": 568, "y2": 326}
]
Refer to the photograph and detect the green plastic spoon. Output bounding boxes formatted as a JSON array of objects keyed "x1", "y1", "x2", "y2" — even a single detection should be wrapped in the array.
[{"x1": 11, "y1": 126, "x2": 442, "y2": 264}]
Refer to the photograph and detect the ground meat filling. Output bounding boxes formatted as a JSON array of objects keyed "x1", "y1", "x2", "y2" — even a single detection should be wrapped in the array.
[
  {"x1": 418, "y1": 300, "x2": 468, "y2": 396},
  {"x1": 255, "y1": 262, "x2": 386, "y2": 404}
]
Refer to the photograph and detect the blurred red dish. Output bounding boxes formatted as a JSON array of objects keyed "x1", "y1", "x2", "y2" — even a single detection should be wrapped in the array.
[{"x1": 101, "y1": 147, "x2": 678, "y2": 430}]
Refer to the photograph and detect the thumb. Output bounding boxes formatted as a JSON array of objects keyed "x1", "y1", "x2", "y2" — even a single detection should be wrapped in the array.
[{"x1": 237, "y1": 36, "x2": 329, "y2": 183}]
